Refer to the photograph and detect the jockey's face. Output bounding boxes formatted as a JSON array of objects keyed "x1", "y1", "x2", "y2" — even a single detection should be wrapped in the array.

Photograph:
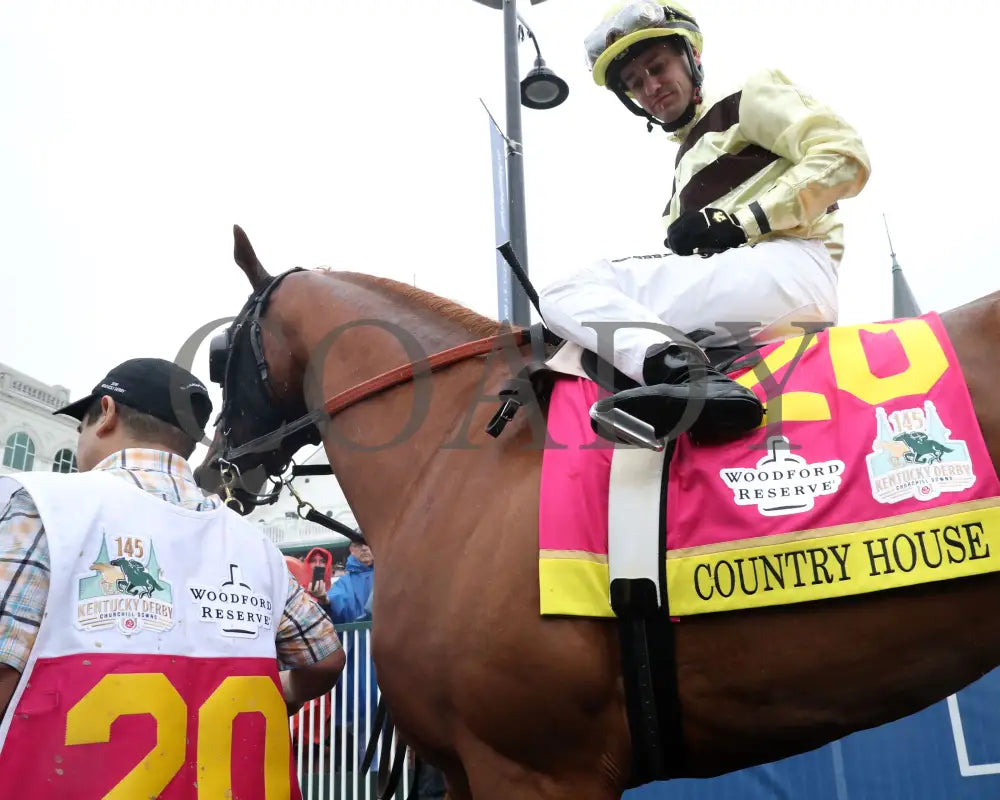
[{"x1": 619, "y1": 42, "x2": 695, "y2": 123}]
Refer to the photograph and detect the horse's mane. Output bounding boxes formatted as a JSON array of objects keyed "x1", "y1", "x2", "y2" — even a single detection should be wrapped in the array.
[{"x1": 325, "y1": 270, "x2": 504, "y2": 339}]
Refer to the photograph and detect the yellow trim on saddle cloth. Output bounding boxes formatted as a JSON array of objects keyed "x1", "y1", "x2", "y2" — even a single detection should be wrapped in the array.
[
  {"x1": 538, "y1": 499, "x2": 1000, "y2": 618},
  {"x1": 539, "y1": 550, "x2": 614, "y2": 618},
  {"x1": 667, "y1": 498, "x2": 1000, "y2": 616}
]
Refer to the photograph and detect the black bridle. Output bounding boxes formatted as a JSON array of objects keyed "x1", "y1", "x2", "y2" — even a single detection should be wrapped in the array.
[
  {"x1": 209, "y1": 268, "x2": 319, "y2": 485},
  {"x1": 206, "y1": 268, "x2": 368, "y2": 543},
  {"x1": 207, "y1": 269, "x2": 366, "y2": 544}
]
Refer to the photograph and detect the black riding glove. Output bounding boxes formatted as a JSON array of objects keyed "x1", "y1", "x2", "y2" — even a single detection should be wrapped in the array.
[{"x1": 666, "y1": 207, "x2": 748, "y2": 257}]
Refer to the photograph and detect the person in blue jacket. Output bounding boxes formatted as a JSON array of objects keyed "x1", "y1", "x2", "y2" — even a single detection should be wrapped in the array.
[
  {"x1": 325, "y1": 538, "x2": 376, "y2": 768},
  {"x1": 327, "y1": 541, "x2": 374, "y2": 622}
]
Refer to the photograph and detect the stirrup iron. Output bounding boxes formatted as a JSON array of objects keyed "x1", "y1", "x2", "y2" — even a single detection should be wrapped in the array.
[{"x1": 589, "y1": 404, "x2": 665, "y2": 452}]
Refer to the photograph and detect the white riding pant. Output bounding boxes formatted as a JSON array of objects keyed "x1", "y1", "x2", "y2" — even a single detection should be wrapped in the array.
[{"x1": 538, "y1": 237, "x2": 838, "y2": 384}]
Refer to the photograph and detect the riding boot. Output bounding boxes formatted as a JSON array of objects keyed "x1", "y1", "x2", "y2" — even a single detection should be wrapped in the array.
[{"x1": 592, "y1": 341, "x2": 763, "y2": 446}]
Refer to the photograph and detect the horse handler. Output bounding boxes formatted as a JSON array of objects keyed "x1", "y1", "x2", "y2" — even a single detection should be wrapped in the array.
[{"x1": 0, "y1": 357, "x2": 345, "y2": 797}]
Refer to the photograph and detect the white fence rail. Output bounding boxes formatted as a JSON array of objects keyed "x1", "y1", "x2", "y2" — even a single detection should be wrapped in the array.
[{"x1": 289, "y1": 624, "x2": 411, "y2": 800}]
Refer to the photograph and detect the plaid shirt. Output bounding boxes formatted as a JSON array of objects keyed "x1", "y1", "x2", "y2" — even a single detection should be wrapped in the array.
[{"x1": 0, "y1": 448, "x2": 340, "y2": 673}]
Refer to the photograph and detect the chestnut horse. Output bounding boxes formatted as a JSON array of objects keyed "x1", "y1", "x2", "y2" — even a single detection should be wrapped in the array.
[{"x1": 197, "y1": 227, "x2": 1000, "y2": 800}]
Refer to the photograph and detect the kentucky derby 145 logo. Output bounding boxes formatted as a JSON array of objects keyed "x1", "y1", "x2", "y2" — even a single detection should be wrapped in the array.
[
  {"x1": 866, "y1": 401, "x2": 976, "y2": 504},
  {"x1": 76, "y1": 533, "x2": 175, "y2": 636},
  {"x1": 719, "y1": 435, "x2": 845, "y2": 517}
]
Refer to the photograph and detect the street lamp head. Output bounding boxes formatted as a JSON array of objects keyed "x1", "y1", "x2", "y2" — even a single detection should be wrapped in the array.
[{"x1": 520, "y1": 57, "x2": 569, "y2": 110}]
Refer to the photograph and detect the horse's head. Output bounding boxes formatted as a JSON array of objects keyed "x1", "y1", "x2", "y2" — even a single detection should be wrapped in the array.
[
  {"x1": 195, "y1": 225, "x2": 516, "y2": 515},
  {"x1": 195, "y1": 225, "x2": 322, "y2": 512}
]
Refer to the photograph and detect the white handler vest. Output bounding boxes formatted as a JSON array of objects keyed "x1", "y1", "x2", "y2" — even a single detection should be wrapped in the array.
[{"x1": 0, "y1": 470, "x2": 300, "y2": 800}]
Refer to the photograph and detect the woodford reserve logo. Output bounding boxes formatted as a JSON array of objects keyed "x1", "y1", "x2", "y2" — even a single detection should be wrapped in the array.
[
  {"x1": 76, "y1": 534, "x2": 174, "y2": 636},
  {"x1": 187, "y1": 564, "x2": 273, "y2": 639},
  {"x1": 719, "y1": 435, "x2": 845, "y2": 516},
  {"x1": 866, "y1": 401, "x2": 976, "y2": 504}
]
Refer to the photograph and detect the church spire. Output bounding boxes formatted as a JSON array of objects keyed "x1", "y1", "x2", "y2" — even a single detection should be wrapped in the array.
[{"x1": 885, "y1": 214, "x2": 921, "y2": 318}]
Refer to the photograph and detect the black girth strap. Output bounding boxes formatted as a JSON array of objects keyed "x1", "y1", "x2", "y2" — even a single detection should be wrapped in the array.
[
  {"x1": 612, "y1": 439, "x2": 685, "y2": 786},
  {"x1": 613, "y1": 601, "x2": 667, "y2": 780}
]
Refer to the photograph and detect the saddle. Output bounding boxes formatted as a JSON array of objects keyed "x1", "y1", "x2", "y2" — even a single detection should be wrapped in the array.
[{"x1": 486, "y1": 325, "x2": 759, "y2": 448}]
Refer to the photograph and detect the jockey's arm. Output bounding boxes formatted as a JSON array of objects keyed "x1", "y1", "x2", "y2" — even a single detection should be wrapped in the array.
[
  {"x1": 731, "y1": 68, "x2": 871, "y2": 239},
  {"x1": 275, "y1": 572, "x2": 346, "y2": 714}
]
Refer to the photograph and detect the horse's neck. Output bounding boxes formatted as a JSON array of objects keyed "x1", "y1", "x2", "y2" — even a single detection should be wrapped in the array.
[
  {"x1": 295, "y1": 274, "x2": 502, "y2": 544},
  {"x1": 299, "y1": 274, "x2": 490, "y2": 391}
]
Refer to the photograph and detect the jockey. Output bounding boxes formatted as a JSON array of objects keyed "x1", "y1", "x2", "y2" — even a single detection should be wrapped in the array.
[
  {"x1": 0, "y1": 358, "x2": 345, "y2": 797},
  {"x1": 539, "y1": 0, "x2": 871, "y2": 446}
]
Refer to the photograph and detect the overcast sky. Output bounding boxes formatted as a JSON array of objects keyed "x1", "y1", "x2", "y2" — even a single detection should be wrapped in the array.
[{"x1": 5, "y1": 0, "x2": 998, "y2": 464}]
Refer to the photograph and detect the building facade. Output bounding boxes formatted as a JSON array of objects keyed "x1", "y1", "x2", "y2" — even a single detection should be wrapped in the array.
[{"x1": 0, "y1": 363, "x2": 79, "y2": 476}]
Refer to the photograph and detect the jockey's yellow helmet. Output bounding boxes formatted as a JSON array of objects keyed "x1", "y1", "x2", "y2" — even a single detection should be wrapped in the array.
[{"x1": 585, "y1": 1, "x2": 703, "y2": 88}]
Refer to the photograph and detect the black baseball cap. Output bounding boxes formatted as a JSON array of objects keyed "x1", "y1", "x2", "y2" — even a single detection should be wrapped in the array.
[{"x1": 53, "y1": 358, "x2": 213, "y2": 439}]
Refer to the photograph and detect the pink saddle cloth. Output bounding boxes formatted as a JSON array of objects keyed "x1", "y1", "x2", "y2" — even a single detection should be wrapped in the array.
[{"x1": 539, "y1": 313, "x2": 1000, "y2": 617}]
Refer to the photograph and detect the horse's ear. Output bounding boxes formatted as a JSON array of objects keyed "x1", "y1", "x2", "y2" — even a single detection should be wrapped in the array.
[{"x1": 233, "y1": 224, "x2": 273, "y2": 292}]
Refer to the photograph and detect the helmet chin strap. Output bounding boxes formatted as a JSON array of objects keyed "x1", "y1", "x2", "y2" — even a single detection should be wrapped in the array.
[
  {"x1": 611, "y1": 83, "x2": 699, "y2": 133},
  {"x1": 649, "y1": 93, "x2": 699, "y2": 133}
]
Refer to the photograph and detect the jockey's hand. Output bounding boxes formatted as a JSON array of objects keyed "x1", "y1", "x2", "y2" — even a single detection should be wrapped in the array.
[{"x1": 666, "y1": 207, "x2": 747, "y2": 257}]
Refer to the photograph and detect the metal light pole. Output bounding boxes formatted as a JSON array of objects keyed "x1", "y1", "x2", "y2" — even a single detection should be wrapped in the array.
[
  {"x1": 502, "y1": 0, "x2": 531, "y2": 326},
  {"x1": 473, "y1": 0, "x2": 564, "y2": 327}
]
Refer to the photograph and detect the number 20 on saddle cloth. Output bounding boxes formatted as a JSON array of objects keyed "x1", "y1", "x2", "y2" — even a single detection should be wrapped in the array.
[{"x1": 538, "y1": 313, "x2": 1000, "y2": 618}]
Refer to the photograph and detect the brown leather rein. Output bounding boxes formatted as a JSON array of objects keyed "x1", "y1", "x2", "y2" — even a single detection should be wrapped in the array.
[
  {"x1": 322, "y1": 327, "x2": 529, "y2": 417},
  {"x1": 220, "y1": 327, "x2": 530, "y2": 465}
]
